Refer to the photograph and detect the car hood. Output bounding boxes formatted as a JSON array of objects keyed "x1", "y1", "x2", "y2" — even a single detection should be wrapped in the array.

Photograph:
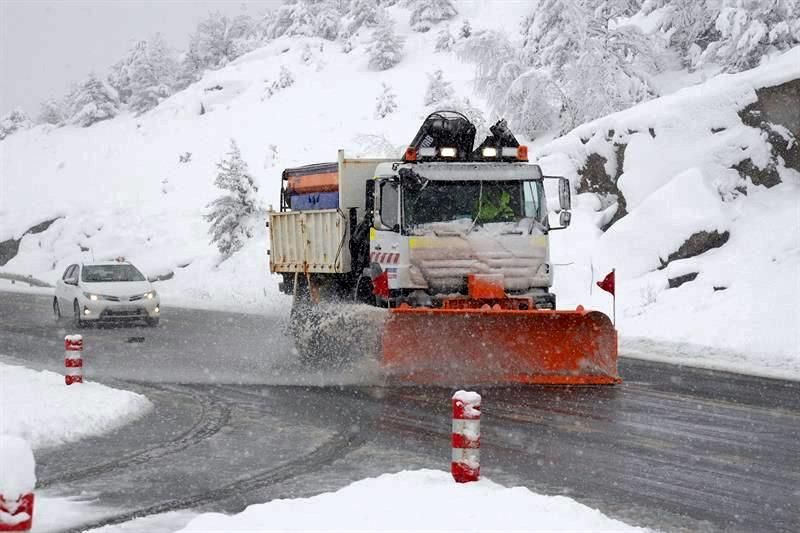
[{"x1": 80, "y1": 281, "x2": 153, "y2": 297}]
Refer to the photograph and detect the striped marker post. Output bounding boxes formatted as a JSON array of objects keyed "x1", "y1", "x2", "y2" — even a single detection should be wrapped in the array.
[
  {"x1": 0, "y1": 494, "x2": 34, "y2": 531},
  {"x1": 452, "y1": 390, "x2": 481, "y2": 483},
  {"x1": 64, "y1": 335, "x2": 83, "y2": 385}
]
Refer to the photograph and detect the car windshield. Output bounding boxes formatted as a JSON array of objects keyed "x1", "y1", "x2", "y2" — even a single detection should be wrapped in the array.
[
  {"x1": 81, "y1": 264, "x2": 146, "y2": 282},
  {"x1": 403, "y1": 179, "x2": 543, "y2": 229}
]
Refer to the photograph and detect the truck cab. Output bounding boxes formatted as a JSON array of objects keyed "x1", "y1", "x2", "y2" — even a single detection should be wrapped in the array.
[{"x1": 370, "y1": 159, "x2": 563, "y2": 308}]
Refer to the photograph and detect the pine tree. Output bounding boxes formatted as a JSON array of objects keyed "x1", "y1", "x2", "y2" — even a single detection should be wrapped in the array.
[
  {"x1": 205, "y1": 140, "x2": 261, "y2": 258},
  {"x1": 459, "y1": 20, "x2": 471, "y2": 39},
  {"x1": 314, "y1": 3, "x2": 342, "y2": 40},
  {"x1": 274, "y1": 65, "x2": 295, "y2": 90},
  {"x1": 0, "y1": 108, "x2": 32, "y2": 140},
  {"x1": 38, "y1": 99, "x2": 66, "y2": 126},
  {"x1": 701, "y1": 0, "x2": 800, "y2": 72},
  {"x1": 108, "y1": 40, "x2": 148, "y2": 104},
  {"x1": 424, "y1": 70, "x2": 454, "y2": 106},
  {"x1": 129, "y1": 33, "x2": 178, "y2": 114},
  {"x1": 348, "y1": 0, "x2": 383, "y2": 34},
  {"x1": 434, "y1": 28, "x2": 455, "y2": 52},
  {"x1": 366, "y1": 19, "x2": 405, "y2": 70},
  {"x1": 409, "y1": 0, "x2": 457, "y2": 33},
  {"x1": 192, "y1": 12, "x2": 255, "y2": 69},
  {"x1": 67, "y1": 74, "x2": 120, "y2": 127},
  {"x1": 375, "y1": 82, "x2": 398, "y2": 118}
]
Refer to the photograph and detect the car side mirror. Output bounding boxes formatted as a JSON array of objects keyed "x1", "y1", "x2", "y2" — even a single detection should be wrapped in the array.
[
  {"x1": 559, "y1": 210, "x2": 571, "y2": 228},
  {"x1": 65, "y1": 278, "x2": 77, "y2": 286}
]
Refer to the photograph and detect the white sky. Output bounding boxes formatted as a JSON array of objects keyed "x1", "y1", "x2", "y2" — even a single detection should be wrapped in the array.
[{"x1": 0, "y1": 0, "x2": 282, "y2": 116}]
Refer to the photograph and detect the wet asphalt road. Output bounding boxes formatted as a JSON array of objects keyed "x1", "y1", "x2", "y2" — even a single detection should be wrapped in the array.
[{"x1": 0, "y1": 290, "x2": 798, "y2": 532}]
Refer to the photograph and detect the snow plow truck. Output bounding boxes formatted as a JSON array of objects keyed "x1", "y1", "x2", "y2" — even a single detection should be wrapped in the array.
[{"x1": 268, "y1": 111, "x2": 619, "y2": 385}]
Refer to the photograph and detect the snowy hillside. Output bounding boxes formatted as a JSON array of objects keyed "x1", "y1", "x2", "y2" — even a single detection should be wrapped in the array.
[
  {"x1": 0, "y1": 2, "x2": 798, "y2": 375},
  {"x1": 539, "y1": 47, "x2": 800, "y2": 375}
]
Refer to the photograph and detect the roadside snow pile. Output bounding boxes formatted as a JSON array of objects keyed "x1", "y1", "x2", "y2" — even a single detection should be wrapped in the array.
[
  {"x1": 178, "y1": 469, "x2": 645, "y2": 532},
  {"x1": 539, "y1": 47, "x2": 800, "y2": 377},
  {"x1": 0, "y1": 435, "x2": 35, "y2": 502},
  {"x1": 0, "y1": 362, "x2": 152, "y2": 449}
]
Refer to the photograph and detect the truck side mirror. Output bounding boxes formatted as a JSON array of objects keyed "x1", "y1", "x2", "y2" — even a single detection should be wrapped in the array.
[{"x1": 558, "y1": 177, "x2": 571, "y2": 211}]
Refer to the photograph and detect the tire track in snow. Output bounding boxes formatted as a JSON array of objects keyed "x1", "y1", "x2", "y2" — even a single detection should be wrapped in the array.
[
  {"x1": 37, "y1": 382, "x2": 231, "y2": 488},
  {"x1": 64, "y1": 426, "x2": 368, "y2": 532}
]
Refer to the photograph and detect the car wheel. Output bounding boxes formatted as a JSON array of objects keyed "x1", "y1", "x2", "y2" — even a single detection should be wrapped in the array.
[
  {"x1": 146, "y1": 318, "x2": 160, "y2": 327},
  {"x1": 73, "y1": 300, "x2": 86, "y2": 329},
  {"x1": 53, "y1": 298, "x2": 62, "y2": 321}
]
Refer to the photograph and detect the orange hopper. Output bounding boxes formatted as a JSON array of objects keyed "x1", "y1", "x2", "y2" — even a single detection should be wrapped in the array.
[{"x1": 382, "y1": 275, "x2": 620, "y2": 385}]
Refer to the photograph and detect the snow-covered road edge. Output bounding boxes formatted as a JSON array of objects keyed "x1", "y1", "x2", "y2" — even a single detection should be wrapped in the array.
[
  {"x1": 0, "y1": 361, "x2": 153, "y2": 449},
  {"x1": 621, "y1": 337, "x2": 799, "y2": 382}
]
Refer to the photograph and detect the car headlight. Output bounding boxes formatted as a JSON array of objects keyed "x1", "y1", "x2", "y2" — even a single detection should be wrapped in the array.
[
  {"x1": 83, "y1": 292, "x2": 100, "y2": 301},
  {"x1": 144, "y1": 290, "x2": 157, "y2": 300}
]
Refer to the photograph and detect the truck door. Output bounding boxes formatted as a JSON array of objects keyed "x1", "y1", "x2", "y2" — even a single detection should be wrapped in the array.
[{"x1": 372, "y1": 179, "x2": 404, "y2": 287}]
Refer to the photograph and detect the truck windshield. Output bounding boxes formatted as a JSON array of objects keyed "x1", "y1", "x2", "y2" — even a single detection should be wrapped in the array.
[
  {"x1": 403, "y1": 180, "x2": 543, "y2": 230},
  {"x1": 82, "y1": 264, "x2": 146, "y2": 282}
]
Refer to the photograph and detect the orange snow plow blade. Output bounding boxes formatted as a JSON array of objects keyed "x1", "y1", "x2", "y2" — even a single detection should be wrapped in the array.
[{"x1": 382, "y1": 302, "x2": 620, "y2": 385}]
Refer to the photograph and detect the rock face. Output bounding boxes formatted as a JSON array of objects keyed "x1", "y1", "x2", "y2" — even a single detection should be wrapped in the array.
[
  {"x1": 659, "y1": 230, "x2": 731, "y2": 270},
  {"x1": 576, "y1": 144, "x2": 628, "y2": 230},
  {"x1": 0, "y1": 218, "x2": 60, "y2": 266},
  {"x1": 738, "y1": 79, "x2": 800, "y2": 187},
  {"x1": 571, "y1": 77, "x2": 798, "y2": 272}
]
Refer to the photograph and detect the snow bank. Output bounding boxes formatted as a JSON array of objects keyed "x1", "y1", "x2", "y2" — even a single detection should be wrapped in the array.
[
  {"x1": 178, "y1": 469, "x2": 645, "y2": 532},
  {"x1": 0, "y1": 362, "x2": 153, "y2": 449},
  {"x1": 539, "y1": 47, "x2": 800, "y2": 377},
  {"x1": 0, "y1": 435, "x2": 35, "y2": 499}
]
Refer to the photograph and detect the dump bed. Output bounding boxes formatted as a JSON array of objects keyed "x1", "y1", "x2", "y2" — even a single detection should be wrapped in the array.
[
  {"x1": 269, "y1": 209, "x2": 349, "y2": 273},
  {"x1": 269, "y1": 151, "x2": 393, "y2": 275}
]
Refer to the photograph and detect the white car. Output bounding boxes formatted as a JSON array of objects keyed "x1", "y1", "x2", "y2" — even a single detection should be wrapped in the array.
[{"x1": 54, "y1": 261, "x2": 161, "y2": 327}]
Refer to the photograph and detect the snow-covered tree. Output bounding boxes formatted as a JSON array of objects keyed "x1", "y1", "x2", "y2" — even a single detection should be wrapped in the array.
[
  {"x1": 348, "y1": 0, "x2": 383, "y2": 34},
  {"x1": 108, "y1": 40, "x2": 147, "y2": 103},
  {"x1": 67, "y1": 74, "x2": 120, "y2": 127},
  {"x1": 434, "y1": 28, "x2": 455, "y2": 52},
  {"x1": 314, "y1": 3, "x2": 342, "y2": 40},
  {"x1": 205, "y1": 140, "x2": 261, "y2": 258},
  {"x1": 192, "y1": 12, "x2": 255, "y2": 69},
  {"x1": 0, "y1": 108, "x2": 32, "y2": 140},
  {"x1": 175, "y1": 37, "x2": 206, "y2": 90},
  {"x1": 128, "y1": 34, "x2": 178, "y2": 114},
  {"x1": 408, "y1": 0, "x2": 457, "y2": 33},
  {"x1": 265, "y1": 1, "x2": 315, "y2": 38},
  {"x1": 459, "y1": 20, "x2": 471, "y2": 39},
  {"x1": 424, "y1": 70, "x2": 455, "y2": 106},
  {"x1": 700, "y1": 0, "x2": 800, "y2": 72},
  {"x1": 37, "y1": 99, "x2": 66, "y2": 126},
  {"x1": 275, "y1": 65, "x2": 295, "y2": 89},
  {"x1": 375, "y1": 82, "x2": 398, "y2": 118},
  {"x1": 366, "y1": 19, "x2": 404, "y2": 70}
]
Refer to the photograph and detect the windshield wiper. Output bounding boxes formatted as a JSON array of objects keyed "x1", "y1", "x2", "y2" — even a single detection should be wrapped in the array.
[{"x1": 500, "y1": 229, "x2": 524, "y2": 235}]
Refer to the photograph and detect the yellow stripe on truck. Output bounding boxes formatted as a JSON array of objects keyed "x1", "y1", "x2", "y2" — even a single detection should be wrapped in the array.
[{"x1": 409, "y1": 235, "x2": 548, "y2": 249}]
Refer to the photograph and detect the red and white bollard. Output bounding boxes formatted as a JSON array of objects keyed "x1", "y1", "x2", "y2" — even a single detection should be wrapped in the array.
[
  {"x1": 64, "y1": 335, "x2": 83, "y2": 385},
  {"x1": 0, "y1": 495, "x2": 34, "y2": 532},
  {"x1": 0, "y1": 435, "x2": 36, "y2": 532},
  {"x1": 451, "y1": 390, "x2": 481, "y2": 483}
]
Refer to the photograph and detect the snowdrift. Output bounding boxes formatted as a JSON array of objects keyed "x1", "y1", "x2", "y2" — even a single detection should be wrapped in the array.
[{"x1": 537, "y1": 47, "x2": 800, "y2": 375}]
